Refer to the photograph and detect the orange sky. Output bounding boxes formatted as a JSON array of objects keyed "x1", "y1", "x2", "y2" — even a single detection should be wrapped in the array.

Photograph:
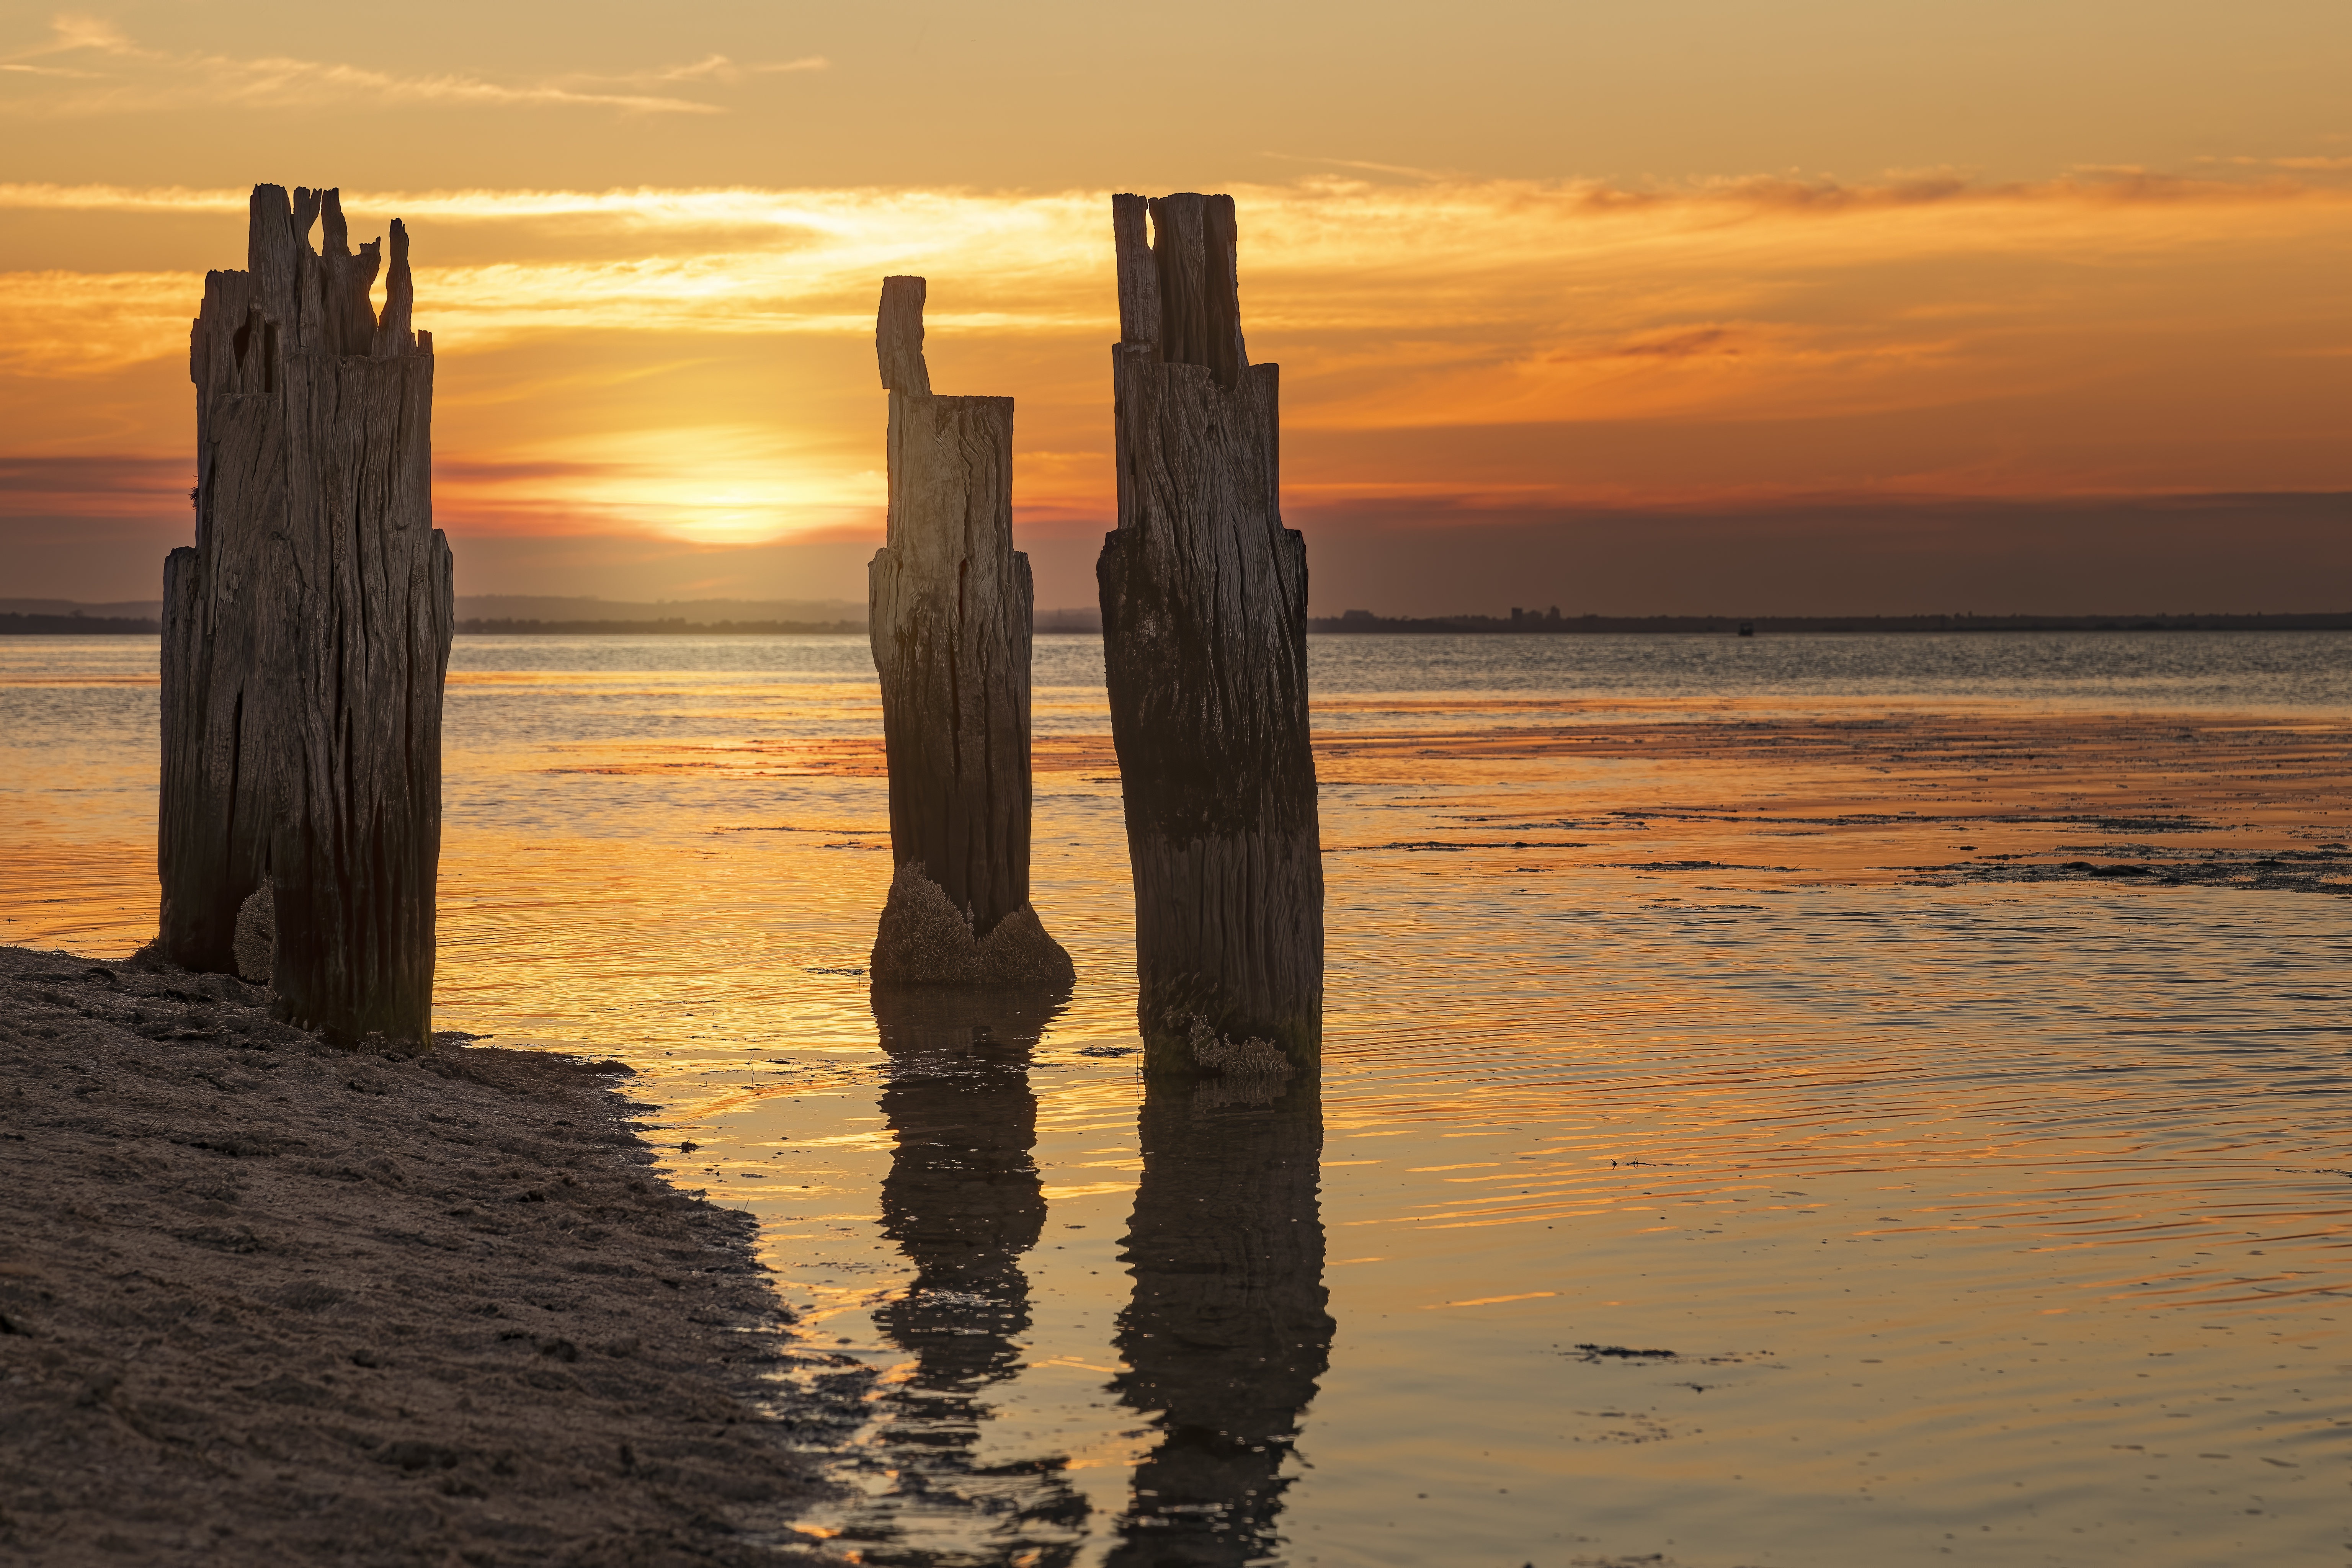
[{"x1": 6, "y1": 3, "x2": 2351, "y2": 613}]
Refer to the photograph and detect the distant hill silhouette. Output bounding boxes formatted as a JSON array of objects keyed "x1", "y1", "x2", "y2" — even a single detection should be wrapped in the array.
[
  {"x1": 455, "y1": 595, "x2": 871, "y2": 634},
  {"x1": 0, "y1": 612, "x2": 163, "y2": 635},
  {"x1": 10, "y1": 598, "x2": 2349, "y2": 637},
  {"x1": 456, "y1": 617, "x2": 864, "y2": 635},
  {"x1": 452, "y1": 594, "x2": 866, "y2": 624},
  {"x1": 1310, "y1": 609, "x2": 2352, "y2": 634}
]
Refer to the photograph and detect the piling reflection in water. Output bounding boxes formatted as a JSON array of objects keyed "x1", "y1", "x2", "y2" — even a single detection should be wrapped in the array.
[
  {"x1": 1109, "y1": 1079, "x2": 1333, "y2": 1566},
  {"x1": 843, "y1": 983, "x2": 1092, "y2": 1566}
]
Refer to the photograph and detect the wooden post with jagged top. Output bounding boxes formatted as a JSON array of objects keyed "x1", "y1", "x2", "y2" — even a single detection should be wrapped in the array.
[
  {"x1": 867, "y1": 276, "x2": 1073, "y2": 987},
  {"x1": 1098, "y1": 193, "x2": 1323, "y2": 1078},
  {"x1": 160, "y1": 183, "x2": 453, "y2": 1046}
]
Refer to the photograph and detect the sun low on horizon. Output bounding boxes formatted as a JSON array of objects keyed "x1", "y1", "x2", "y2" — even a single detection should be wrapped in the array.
[
  {"x1": 11, "y1": 7, "x2": 2352, "y2": 1566},
  {"x1": 5, "y1": 0, "x2": 2351, "y2": 615}
]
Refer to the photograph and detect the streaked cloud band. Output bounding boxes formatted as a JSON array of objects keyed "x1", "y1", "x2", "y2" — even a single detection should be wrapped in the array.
[{"x1": 5, "y1": 170, "x2": 2350, "y2": 544}]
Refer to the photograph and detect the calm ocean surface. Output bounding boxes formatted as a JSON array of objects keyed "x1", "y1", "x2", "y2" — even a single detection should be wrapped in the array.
[{"x1": 5, "y1": 631, "x2": 2350, "y2": 1567}]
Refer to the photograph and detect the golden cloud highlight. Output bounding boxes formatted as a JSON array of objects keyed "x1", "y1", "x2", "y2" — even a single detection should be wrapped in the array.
[{"x1": 6, "y1": 171, "x2": 2351, "y2": 542}]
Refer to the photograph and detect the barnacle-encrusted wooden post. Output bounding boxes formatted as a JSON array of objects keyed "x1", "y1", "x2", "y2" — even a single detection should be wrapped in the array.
[
  {"x1": 1098, "y1": 194, "x2": 1322, "y2": 1076},
  {"x1": 867, "y1": 276, "x2": 1073, "y2": 986},
  {"x1": 161, "y1": 183, "x2": 453, "y2": 1045}
]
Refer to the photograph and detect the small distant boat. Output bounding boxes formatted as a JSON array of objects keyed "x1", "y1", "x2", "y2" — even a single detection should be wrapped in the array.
[{"x1": 1737, "y1": 621, "x2": 1755, "y2": 637}]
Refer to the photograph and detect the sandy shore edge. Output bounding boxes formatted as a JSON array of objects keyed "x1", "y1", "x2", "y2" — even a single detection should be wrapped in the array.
[{"x1": 0, "y1": 944, "x2": 858, "y2": 1566}]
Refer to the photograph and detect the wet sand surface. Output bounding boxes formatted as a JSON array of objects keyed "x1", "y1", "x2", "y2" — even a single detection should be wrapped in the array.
[
  {"x1": 1303, "y1": 704, "x2": 2352, "y2": 890},
  {"x1": 531, "y1": 702, "x2": 2352, "y2": 893},
  {"x1": 0, "y1": 947, "x2": 858, "y2": 1566}
]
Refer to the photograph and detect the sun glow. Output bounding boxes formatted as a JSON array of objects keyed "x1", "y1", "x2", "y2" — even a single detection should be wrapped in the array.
[
  {"x1": 5, "y1": 172, "x2": 2352, "y2": 550},
  {"x1": 449, "y1": 426, "x2": 882, "y2": 543}
]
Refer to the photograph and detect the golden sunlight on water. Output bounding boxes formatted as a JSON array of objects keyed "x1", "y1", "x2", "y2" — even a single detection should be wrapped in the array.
[{"x1": 5, "y1": 632, "x2": 2350, "y2": 1566}]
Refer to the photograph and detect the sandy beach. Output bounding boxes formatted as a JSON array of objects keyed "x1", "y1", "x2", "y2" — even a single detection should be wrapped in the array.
[{"x1": 0, "y1": 945, "x2": 856, "y2": 1566}]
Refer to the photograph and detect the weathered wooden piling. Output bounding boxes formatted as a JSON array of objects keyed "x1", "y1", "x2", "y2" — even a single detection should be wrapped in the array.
[
  {"x1": 161, "y1": 184, "x2": 453, "y2": 1046},
  {"x1": 1099, "y1": 194, "x2": 1323, "y2": 1075},
  {"x1": 868, "y1": 276, "x2": 1073, "y2": 986}
]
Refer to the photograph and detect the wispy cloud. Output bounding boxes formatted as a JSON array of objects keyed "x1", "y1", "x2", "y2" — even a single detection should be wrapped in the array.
[
  {"x1": 0, "y1": 14, "x2": 823, "y2": 116},
  {"x1": 0, "y1": 270, "x2": 194, "y2": 376},
  {"x1": 8, "y1": 168, "x2": 2350, "y2": 542},
  {"x1": 1258, "y1": 151, "x2": 1459, "y2": 181},
  {"x1": 2199, "y1": 154, "x2": 2352, "y2": 173},
  {"x1": 0, "y1": 165, "x2": 2321, "y2": 225},
  {"x1": 0, "y1": 454, "x2": 192, "y2": 525},
  {"x1": 8, "y1": 168, "x2": 2347, "y2": 379},
  {"x1": 588, "y1": 53, "x2": 829, "y2": 85}
]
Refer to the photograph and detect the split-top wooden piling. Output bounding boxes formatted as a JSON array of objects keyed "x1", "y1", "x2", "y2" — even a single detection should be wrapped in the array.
[
  {"x1": 1099, "y1": 194, "x2": 1323, "y2": 1076},
  {"x1": 162, "y1": 183, "x2": 453, "y2": 1045},
  {"x1": 867, "y1": 276, "x2": 1073, "y2": 986}
]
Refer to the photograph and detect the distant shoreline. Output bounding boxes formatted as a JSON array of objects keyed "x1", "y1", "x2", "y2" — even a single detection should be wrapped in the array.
[
  {"x1": 457, "y1": 616, "x2": 868, "y2": 636},
  {"x1": 9, "y1": 610, "x2": 2352, "y2": 637},
  {"x1": 1306, "y1": 610, "x2": 2352, "y2": 634},
  {"x1": 1, "y1": 613, "x2": 163, "y2": 635}
]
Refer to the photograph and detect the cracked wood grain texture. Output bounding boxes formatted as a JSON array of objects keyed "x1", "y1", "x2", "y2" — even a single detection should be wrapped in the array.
[
  {"x1": 1099, "y1": 193, "x2": 1323, "y2": 1074},
  {"x1": 867, "y1": 277, "x2": 1071, "y2": 985},
  {"x1": 162, "y1": 184, "x2": 453, "y2": 1045}
]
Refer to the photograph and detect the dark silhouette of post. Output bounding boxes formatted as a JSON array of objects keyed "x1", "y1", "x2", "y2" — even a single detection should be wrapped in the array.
[
  {"x1": 841, "y1": 985, "x2": 1091, "y2": 1563},
  {"x1": 869, "y1": 276, "x2": 1073, "y2": 987},
  {"x1": 1107, "y1": 1078, "x2": 1333, "y2": 1565},
  {"x1": 161, "y1": 183, "x2": 452, "y2": 1045},
  {"x1": 1098, "y1": 194, "x2": 1323, "y2": 1077}
]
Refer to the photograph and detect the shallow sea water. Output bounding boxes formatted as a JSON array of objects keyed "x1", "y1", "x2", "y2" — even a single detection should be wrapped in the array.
[{"x1": 5, "y1": 631, "x2": 2350, "y2": 1568}]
